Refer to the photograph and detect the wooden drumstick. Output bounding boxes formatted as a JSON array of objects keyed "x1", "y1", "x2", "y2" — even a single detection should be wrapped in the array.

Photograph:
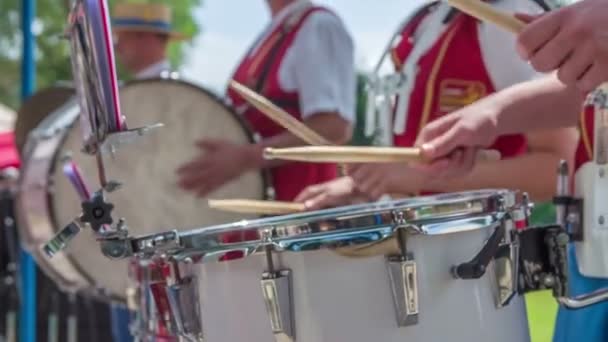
[
  {"x1": 208, "y1": 199, "x2": 305, "y2": 215},
  {"x1": 264, "y1": 146, "x2": 501, "y2": 163},
  {"x1": 447, "y1": 0, "x2": 525, "y2": 34},
  {"x1": 229, "y1": 80, "x2": 330, "y2": 145}
]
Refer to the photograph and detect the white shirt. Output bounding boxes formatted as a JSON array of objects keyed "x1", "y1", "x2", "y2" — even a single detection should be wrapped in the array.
[
  {"x1": 243, "y1": 0, "x2": 355, "y2": 122},
  {"x1": 477, "y1": 0, "x2": 544, "y2": 89},
  {"x1": 135, "y1": 59, "x2": 171, "y2": 80}
]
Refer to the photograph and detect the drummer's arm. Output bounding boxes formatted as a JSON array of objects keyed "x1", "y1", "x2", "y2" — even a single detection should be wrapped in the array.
[
  {"x1": 424, "y1": 127, "x2": 579, "y2": 201},
  {"x1": 416, "y1": 75, "x2": 583, "y2": 201}
]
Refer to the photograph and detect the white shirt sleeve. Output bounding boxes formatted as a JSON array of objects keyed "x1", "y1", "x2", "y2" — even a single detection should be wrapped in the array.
[
  {"x1": 478, "y1": 0, "x2": 545, "y2": 90},
  {"x1": 280, "y1": 11, "x2": 356, "y2": 122}
]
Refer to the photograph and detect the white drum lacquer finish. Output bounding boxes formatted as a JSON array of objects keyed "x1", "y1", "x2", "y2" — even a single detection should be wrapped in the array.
[
  {"x1": 197, "y1": 235, "x2": 529, "y2": 342},
  {"x1": 129, "y1": 190, "x2": 530, "y2": 342}
]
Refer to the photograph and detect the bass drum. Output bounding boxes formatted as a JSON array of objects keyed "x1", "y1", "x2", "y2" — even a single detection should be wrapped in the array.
[
  {"x1": 15, "y1": 85, "x2": 74, "y2": 155},
  {"x1": 17, "y1": 78, "x2": 270, "y2": 300}
]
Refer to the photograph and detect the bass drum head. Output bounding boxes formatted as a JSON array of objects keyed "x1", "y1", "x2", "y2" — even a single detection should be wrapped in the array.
[
  {"x1": 49, "y1": 79, "x2": 267, "y2": 299},
  {"x1": 15, "y1": 86, "x2": 74, "y2": 155}
]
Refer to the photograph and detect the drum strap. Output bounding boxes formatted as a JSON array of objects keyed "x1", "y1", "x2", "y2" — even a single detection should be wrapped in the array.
[{"x1": 252, "y1": 5, "x2": 319, "y2": 108}]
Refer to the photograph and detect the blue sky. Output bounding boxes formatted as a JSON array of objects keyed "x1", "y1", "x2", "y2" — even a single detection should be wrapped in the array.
[{"x1": 182, "y1": 0, "x2": 426, "y2": 92}]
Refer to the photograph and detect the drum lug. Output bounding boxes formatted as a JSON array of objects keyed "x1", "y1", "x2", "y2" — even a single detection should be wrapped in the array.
[
  {"x1": 492, "y1": 239, "x2": 519, "y2": 308},
  {"x1": 261, "y1": 270, "x2": 295, "y2": 342},
  {"x1": 386, "y1": 253, "x2": 419, "y2": 327},
  {"x1": 165, "y1": 260, "x2": 204, "y2": 341},
  {"x1": 260, "y1": 227, "x2": 295, "y2": 341}
]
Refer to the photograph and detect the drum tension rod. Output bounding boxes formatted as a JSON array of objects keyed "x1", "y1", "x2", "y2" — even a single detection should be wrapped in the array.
[
  {"x1": 260, "y1": 228, "x2": 295, "y2": 342},
  {"x1": 452, "y1": 219, "x2": 506, "y2": 279},
  {"x1": 386, "y1": 216, "x2": 419, "y2": 327}
]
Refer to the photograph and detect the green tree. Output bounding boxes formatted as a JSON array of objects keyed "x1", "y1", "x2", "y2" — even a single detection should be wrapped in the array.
[{"x1": 0, "y1": 0, "x2": 202, "y2": 109}]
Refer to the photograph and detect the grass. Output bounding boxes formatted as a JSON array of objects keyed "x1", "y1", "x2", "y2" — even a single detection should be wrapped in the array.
[
  {"x1": 525, "y1": 204, "x2": 559, "y2": 342},
  {"x1": 526, "y1": 290, "x2": 558, "y2": 342}
]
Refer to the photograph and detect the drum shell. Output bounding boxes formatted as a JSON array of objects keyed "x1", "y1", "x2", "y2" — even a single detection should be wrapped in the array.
[
  {"x1": 131, "y1": 190, "x2": 530, "y2": 341},
  {"x1": 195, "y1": 226, "x2": 530, "y2": 341}
]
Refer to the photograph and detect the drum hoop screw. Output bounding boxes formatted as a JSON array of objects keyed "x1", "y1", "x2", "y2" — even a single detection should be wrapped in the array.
[
  {"x1": 599, "y1": 216, "x2": 605, "y2": 225},
  {"x1": 600, "y1": 168, "x2": 606, "y2": 178}
]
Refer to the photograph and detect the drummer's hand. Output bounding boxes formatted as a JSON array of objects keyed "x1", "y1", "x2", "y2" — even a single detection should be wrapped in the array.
[
  {"x1": 347, "y1": 163, "x2": 424, "y2": 200},
  {"x1": 516, "y1": 0, "x2": 608, "y2": 93},
  {"x1": 176, "y1": 139, "x2": 260, "y2": 197},
  {"x1": 413, "y1": 104, "x2": 499, "y2": 177},
  {"x1": 294, "y1": 176, "x2": 359, "y2": 210}
]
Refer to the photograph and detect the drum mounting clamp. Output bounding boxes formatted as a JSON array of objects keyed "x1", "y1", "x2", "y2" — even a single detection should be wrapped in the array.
[
  {"x1": 260, "y1": 228, "x2": 295, "y2": 342},
  {"x1": 387, "y1": 211, "x2": 419, "y2": 327}
]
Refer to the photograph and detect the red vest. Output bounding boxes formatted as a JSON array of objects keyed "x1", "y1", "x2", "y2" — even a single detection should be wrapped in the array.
[
  {"x1": 227, "y1": 6, "x2": 338, "y2": 201},
  {"x1": 390, "y1": 6, "x2": 527, "y2": 157},
  {"x1": 576, "y1": 106, "x2": 594, "y2": 171},
  {"x1": 0, "y1": 132, "x2": 20, "y2": 169}
]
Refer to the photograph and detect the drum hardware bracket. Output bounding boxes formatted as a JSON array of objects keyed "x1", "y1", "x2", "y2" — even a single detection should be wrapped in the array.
[
  {"x1": 260, "y1": 228, "x2": 296, "y2": 342},
  {"x1": 537, "y1": 224, "x2": 608, "y2": 309},
  {"x1": 80, "y1": 192, "x2": 114, "y2": 233},
  {"x1": 132, "y1": 230, "x2": 182, "y2": 257},
  {"x1": 81, "y1": 123, "x2": 165, "y2": 156},
  {"x1": 165, "y1": 259, "x2": 205, "y2": 341},
  {"x1": 43, "y1": 219, "x2": 84, "y2": 258},
  {"x1": 493, "y1": 235, "x2": 520, "y2": 308},
  {"x1": 386, "y1": 220, "x2": 419, "y2": 327},
  {"x1": 452, "y1": 219, "x2": 505, "y2": 280},
  {"x1": 386, "y1": 253, "x2": 419, "y2": 327},
  {"x1": 552, "y1": 195, "x2": 584, "y2": 242},
  {"x1": 99, "y1": 235, "x2": 134, "y2": 259},
  {"x1": 514, "y1": 224, "x2": 608, "y2": 309},
  {"x1": 521, "y1": 192, "x2": 533, "y2": 221}
]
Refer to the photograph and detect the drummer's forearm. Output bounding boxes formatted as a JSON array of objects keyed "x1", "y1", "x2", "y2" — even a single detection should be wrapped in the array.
[
  {"x1": 494, "y1": 75, "x2": 583, "y2": 135},
  {"x1": 424, "y1": 152, "x2": 572, "y2": 201}
]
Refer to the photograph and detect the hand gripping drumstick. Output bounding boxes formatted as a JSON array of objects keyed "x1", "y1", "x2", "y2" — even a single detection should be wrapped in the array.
[
  {"x1": 218, "y1": 2, "x2": 519, "y2": 254},
  {"x1": 227, "y1": 81, "x2": 370, "y2": 211},
  {"x1": 335, "y1": 1, "x2": 520, "y2": 259},
  {"x1": 230, "y1": 82, "x2": 500, "y2": 162},
  {"x1": 446, "y1": 0, "x2": 525, "y2": 34}
]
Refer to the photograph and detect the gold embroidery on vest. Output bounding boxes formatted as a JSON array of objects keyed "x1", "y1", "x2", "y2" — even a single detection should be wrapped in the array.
[
  {"x1": 580, "y1": 108, "x2": 593, "y2": 160},
  {"x1": 438, "y1": 79, "x2": 486, "y2": 112},
  {"x1": 409, "y1": 16, "x2": 462, "y2": 197},
  {"x1": 416, "y1": 18, "x2": 462, "y2": 137},
  {"x1": 247, "y1": 32, "x2": 282, "y2": 80}
]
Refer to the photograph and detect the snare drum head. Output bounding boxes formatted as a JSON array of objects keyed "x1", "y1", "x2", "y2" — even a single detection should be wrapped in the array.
[
  {"x1": 15, "y1": 86, "x2": 74, "y2": 154},
  {"x1": 32, "y1": 79, "x2": 266, "y2": 299}
]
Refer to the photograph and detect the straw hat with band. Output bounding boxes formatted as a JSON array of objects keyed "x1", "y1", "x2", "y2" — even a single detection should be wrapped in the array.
[{"x1": 112, "y1": 3, "x2": 188, "y2": 41}]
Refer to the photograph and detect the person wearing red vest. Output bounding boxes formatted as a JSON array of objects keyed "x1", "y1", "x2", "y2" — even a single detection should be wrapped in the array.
[
  {"x1": 295, "y1": 0, "x2": 577, "y2": 209},
  {"x1": 516, "y1": 0, "x2": 608, "y2": 94},
  {"x1": 177, "y1": 0, "x2": 354, "y2": 202}
]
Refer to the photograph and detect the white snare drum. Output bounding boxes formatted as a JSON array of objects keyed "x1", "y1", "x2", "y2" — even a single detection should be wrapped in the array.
[
  {"x1": 16, "y1": 78, "x2": 270, "y2": 300},
  {"x1": 125, "y1": 189, "x2": 530, "y2": 342}
]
